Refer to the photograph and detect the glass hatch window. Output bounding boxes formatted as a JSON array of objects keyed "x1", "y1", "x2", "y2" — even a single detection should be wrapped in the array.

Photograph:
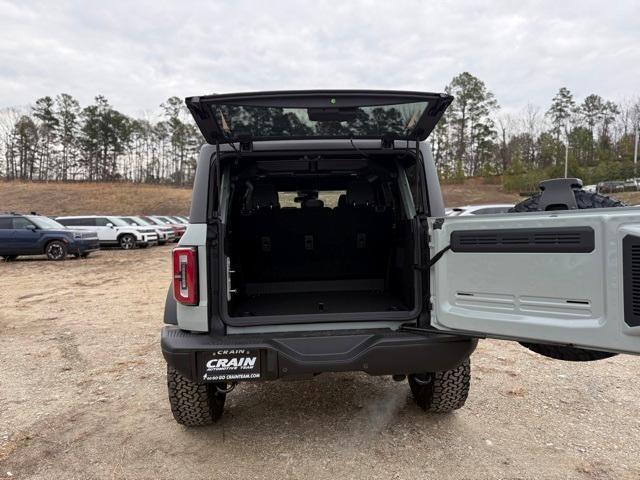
[{"x1": 212, "y1": 101, "x2": 430, "y2": 140}]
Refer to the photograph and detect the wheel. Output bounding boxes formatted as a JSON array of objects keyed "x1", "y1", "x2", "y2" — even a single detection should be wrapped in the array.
[
  {"x1": 510, "y1": 189, "x2": 624, "y2": 361},
  {"x1": 45, "y1": 241, "x2": 67, "y2": 261},
  {"x1": 167, "y1": 366, "x2": 226, "y2": 426},
  {"x1": 118, "y1": 234, "x2": 136, "y2": 250},
  {"x1": 1, "y1": 255, "x2": 18, "y2": 261},
  {"x1": 408, "y1": 358, "x2": 471, "y2": 413}
]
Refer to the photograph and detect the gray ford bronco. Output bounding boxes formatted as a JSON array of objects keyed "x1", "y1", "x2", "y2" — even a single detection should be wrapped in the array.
[{"x1": 162, "y1": 90, "x2": 640, "y2": 426}]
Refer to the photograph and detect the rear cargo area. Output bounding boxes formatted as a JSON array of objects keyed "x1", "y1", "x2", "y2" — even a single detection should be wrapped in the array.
[{"x1": 222, "y1": 154, "x2": 420, "y2": 323}]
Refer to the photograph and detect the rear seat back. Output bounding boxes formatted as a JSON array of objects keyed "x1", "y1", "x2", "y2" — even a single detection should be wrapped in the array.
[
  {"x1": 251, "y1": 183, "x2": 280, "y2": 210},
  {"x1": 280, "y1": 197, "x2": 334, "y2": 280},
  {"x1": 335, "y1": 180, "x2": 386, "y2": 278},
  {"x1": 235, "y1": 181, "x2": 393, "y2": 283},
  {"x1": 235, "y1": 183, "x2": 281, "y2": 281},
  {"x1": 345, "y1": 180, "x2": 376, "y2": 208}
]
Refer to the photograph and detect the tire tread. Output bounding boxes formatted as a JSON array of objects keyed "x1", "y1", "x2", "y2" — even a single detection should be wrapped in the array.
[
  {"x1": 167, "y1": 366, "x2": 225, "y2": 426},
  {"x1": 409, "y1": 359, "x2": 471, "y2": 413}
]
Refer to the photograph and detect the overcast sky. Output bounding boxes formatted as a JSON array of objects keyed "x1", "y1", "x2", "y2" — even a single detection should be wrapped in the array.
[{"x1": 1, "y1": 0, "x2": 639, "y2": 117}]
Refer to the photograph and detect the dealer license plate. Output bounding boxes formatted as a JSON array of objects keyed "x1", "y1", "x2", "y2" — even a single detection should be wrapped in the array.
[{"x1": 198, "y1": 349, "x2": 261, "y2": 382}]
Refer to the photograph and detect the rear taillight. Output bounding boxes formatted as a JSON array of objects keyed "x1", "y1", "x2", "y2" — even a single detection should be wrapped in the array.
[{"x1": 173, "y1": 247, "x2": 198, "y2": 305}]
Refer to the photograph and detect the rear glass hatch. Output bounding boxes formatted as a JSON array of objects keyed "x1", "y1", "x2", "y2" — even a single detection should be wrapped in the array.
[{"x1": 185, "y1": 90, "x2": 452, "y2": 144}]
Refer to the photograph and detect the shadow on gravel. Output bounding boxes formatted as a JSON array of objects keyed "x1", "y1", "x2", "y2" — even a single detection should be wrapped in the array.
[
  {"x1": 177, "y1": 372, "x2": 464, "y2": 455},
  {"x1": 1, "y1": 369, "x2": 467, "y2": 478}
]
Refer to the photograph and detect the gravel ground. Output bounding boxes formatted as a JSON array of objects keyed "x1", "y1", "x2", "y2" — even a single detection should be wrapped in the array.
[{"x1": 1, "y1": 246, "x2": 639, "y2": 480}]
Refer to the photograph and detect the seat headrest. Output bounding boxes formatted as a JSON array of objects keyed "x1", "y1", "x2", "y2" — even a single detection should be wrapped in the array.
[
  {"x1": 346, "y1": 181, "x2": 375, "y2": 207},
  {"x1": 302, "y1": 198, "x2": 324, "y2": 208},
  {"x1": 337, "y1": 194, "x2": 347, "y2": 208},
  {"x1": 252, "y1": 184, "x2": 279, "y2": 209}
]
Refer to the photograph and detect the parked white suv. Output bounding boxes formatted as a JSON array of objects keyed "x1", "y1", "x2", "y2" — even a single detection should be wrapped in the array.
[
  {"x1": 56, "y1": 215, "x2": 158, "y2": 249},
  {"x1": 120, "y1": 216, "x2": 175, "y2": 245}
]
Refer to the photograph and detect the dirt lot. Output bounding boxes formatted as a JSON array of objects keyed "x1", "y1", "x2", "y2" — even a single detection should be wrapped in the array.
[
  {"x1": 1, "y1": 247, "x2": 640, "y2": 480},
  {"x1": 2, "y1": 178, "x2": 635, "y2": 219},
  {"x1": 441, "y1": 178, "x2": 521, "y2": 207},
  {"x1": 0, "y1": 181, "x2": 191, "y2": 217}
]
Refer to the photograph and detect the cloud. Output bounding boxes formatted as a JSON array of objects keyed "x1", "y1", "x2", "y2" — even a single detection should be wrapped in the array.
[{"x1": 0, "y1": 0, "x2": 638, "y2": 116}]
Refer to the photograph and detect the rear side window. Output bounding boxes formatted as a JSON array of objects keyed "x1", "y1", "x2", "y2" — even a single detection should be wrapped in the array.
[
  {"x1": 0, "y1": 218, "x2": 12, "y2": 229},
  {"x1": 209, "y1": 160, "x2": 219, "y2": 218},
  {"x1": 59, "y1": 218, "x2": 92, "y2": 226},
  {"x1": 12, "y1": 217, "x2": 36, "y2": 229},
  {"x1": 405, "y1": 163, "x2": 425, "y2": 214},
  {"x1": 277, "y1": 191, "x2": 345, "y2": 209}
]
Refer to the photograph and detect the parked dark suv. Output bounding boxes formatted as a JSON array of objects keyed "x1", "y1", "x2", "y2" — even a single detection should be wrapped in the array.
[
  {"x1": 0, "y1": 213, "x2": 100, "y2": 261},
  {"x1": 162, "y1": 90, "x2": 640, "y2": 426}
]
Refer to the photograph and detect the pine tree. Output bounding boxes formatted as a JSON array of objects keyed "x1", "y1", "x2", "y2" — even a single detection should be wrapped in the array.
[
  {"x1": 32, "y1": 96, "x2": 59, "y2": 180},
  {"x1": 445, "y1": 72, "x2": 499, "y2": 176},
  {"x1": 55, "y1": 94, "x2": 80, "y2": 180}
]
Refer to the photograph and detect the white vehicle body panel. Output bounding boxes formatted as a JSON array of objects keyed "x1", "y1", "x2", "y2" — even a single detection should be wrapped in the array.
[
  {"x1": 122, "y1": 216, "x2": 170, "y2": 242},
  {"x1": 430, "y1": 208, "x2": 640, "y2": 354}
]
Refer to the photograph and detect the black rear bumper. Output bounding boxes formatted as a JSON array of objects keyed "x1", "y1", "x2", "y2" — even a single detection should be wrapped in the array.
[{"x1": 161, "y1": 326, "x2": 477, "y2": 383}]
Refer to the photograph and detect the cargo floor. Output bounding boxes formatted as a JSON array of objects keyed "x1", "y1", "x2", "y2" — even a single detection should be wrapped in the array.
[{"x1": 231, "y1": 291, "x2": 408, "y2": 317}]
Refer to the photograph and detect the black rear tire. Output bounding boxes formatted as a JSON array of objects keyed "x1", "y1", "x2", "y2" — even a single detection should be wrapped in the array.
[
  {"x1": 409, "y1": 358, "x2": 471, "y2": 413},
  {"x1": 45, "y1": 240, "x2": 67, "y2": 261},
  {"x1": 510, "y1": 189, "x2": 624, "y2": 361},
  {"x1": 167, "y1": 366, "x2": 226, "y2": 426}
]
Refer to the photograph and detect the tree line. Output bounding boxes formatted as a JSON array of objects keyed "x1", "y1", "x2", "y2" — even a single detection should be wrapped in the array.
[
  {"x1": 1, "y1": 76, "x2": 638, "y2": 190},
  {"x1": 0, "y1": 95, "x2": 200, "y2": 184},
  {"x1": 431, "y1": 72, "x2": 639, "y2": 191}
]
